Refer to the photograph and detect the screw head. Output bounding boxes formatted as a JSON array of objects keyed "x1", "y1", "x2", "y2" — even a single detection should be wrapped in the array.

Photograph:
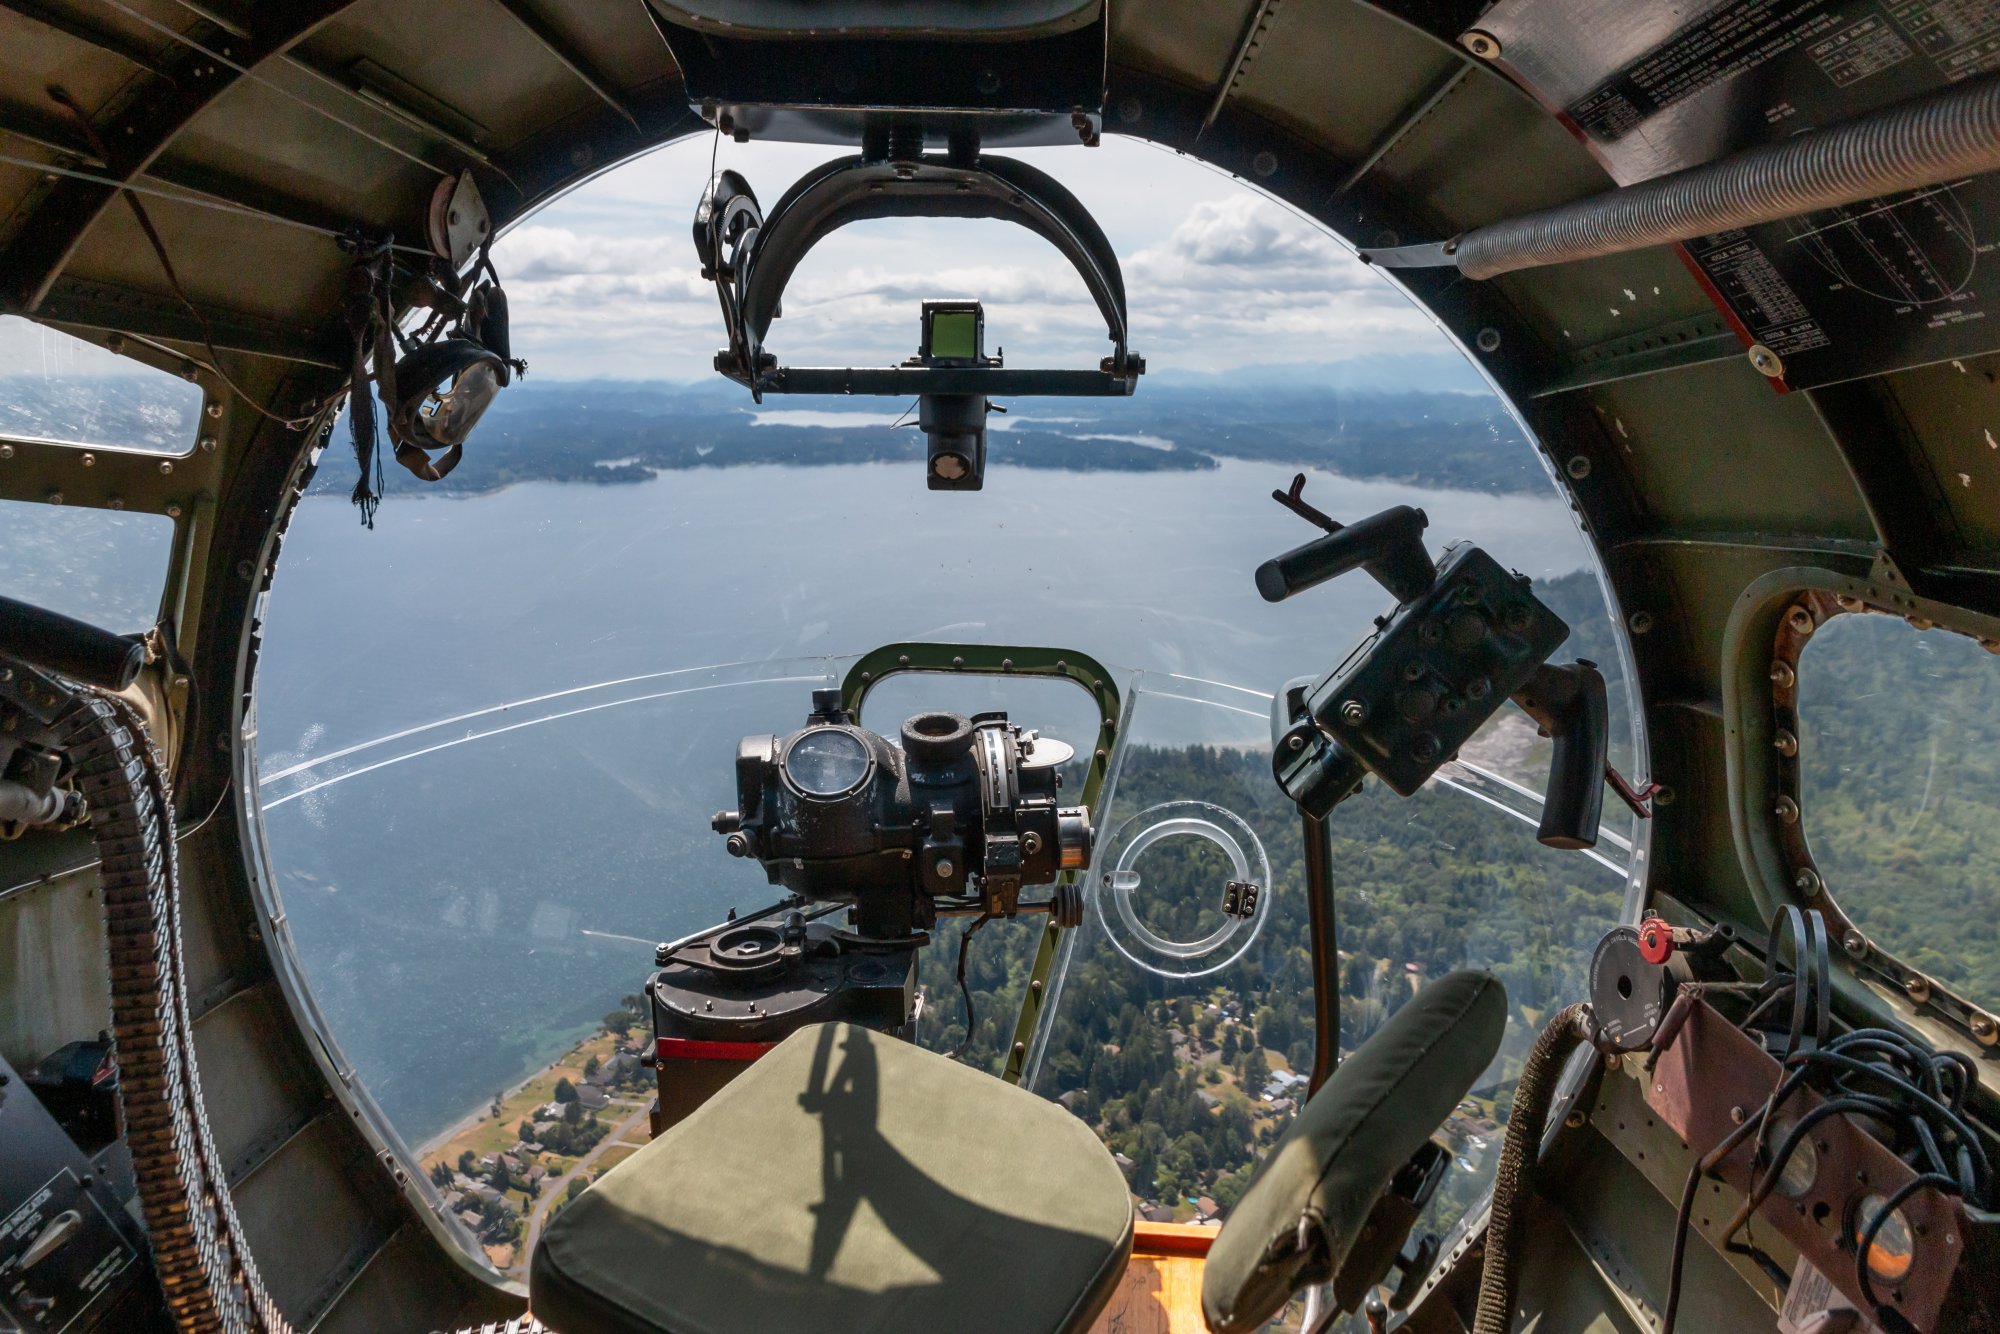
[
  {"x1": 1566, "y1": 454, "x2": 1591, "y2": 479},
  {"x1": 1748, "y1": 343, "x2": 1784, "y2": 378},
  {"x1": 1770, "y1": 661, "x2": 1796, "y2": 689},
  {"x1": 1794, "y1": 867, "x2": 1821, "y2": 894},
  {"x1": 1628, "y1": 610, "x2": 1653, "y2": 634},
  {"x1": 1905, "y1": 974, "x2": 1932, "y2": 1004},
  {"x1": 1461, "y1": 29, "x2": 1502, "y2": 58},
  {"x1": 1476, "y1": 327, "x2": 1502, "y2": 353},
  {"x1": 1774, "y1": 729, "x2": 1799, "y2": 758},
  {"x1": 1786, "y1": 606, "x2": 1815, "y2": 635},
  {"x1": 1842, "y1": 928, "x2": 1868, "y2": 959},
  {"x1": 1339, "y1": 699, "x2": 1367, "y2": 724},
  {"x1": 1970, "y1": 1014, "x2": 1998, "y2": 1045},
  {"x1": 1773, "y1": 795, "x2": 1800, "y2": 824}
]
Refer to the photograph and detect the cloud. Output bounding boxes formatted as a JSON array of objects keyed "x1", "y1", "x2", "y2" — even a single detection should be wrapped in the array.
[
  {"x1": 1151, "y1": 194, "x2": 1341, "y2": 269},
  {"x1": 485, "y1": 144, "x2": 1457, "y2": 380}
]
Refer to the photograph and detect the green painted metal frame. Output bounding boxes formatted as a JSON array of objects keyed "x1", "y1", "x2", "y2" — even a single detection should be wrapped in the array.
[{"x1": 838, "y1": 640, "x2": 1121, "y2": 1083}]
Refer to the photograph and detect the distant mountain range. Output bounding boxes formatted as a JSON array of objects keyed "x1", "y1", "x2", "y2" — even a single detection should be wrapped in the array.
[{"x1": 299, "y1": 372, "x2": 1540, "y2": 498}]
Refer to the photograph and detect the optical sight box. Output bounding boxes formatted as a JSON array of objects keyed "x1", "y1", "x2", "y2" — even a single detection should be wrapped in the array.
[{"x1": 1297, "y1": 544, "x2": 1568, "y2": 797}]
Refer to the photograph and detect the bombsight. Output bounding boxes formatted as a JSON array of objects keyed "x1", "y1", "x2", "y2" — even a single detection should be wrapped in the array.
[{"x1": 712, "y1": 688, "x2": 1091, "y2": 939}]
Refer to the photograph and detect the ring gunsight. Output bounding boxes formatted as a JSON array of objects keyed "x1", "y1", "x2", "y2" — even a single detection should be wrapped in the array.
[{"x1": 712, "y1": 688, "x2": 1091, "y2": 939}]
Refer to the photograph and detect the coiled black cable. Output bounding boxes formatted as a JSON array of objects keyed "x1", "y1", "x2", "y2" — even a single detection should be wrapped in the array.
[{"x1": 1661, "y1": 1009, "x2": 1993, "y2": 1332}]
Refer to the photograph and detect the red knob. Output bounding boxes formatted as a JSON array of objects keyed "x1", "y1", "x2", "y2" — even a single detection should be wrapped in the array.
[{"x1": 1638, "y1": 918, "x2": 1674, "y2": 965}]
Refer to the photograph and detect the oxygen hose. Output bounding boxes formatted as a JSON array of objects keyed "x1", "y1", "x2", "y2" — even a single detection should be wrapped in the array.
[
  {"x1": 59, "y1": 691, "x2": 295, "y2": 1334},
  {"x1": 1471, "y1": 1003, "x2": 1593, "y2": 1334}
]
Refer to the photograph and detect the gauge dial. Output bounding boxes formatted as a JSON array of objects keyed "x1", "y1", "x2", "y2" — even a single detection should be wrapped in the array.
[
  {"x1": 783, "y1": 728, "x2": 872, "y2": 797},
  {"x1": 1764, "y1": 1117, "x2": 1818, "y2": 1198},
  {"x1": 1853, "y1": 1193, "x2": 1915, "y2": 1285}
]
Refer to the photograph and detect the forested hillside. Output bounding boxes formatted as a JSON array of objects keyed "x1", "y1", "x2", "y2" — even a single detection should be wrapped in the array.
[
  {"x1": 919, "y1": 739, "x2": 1628, "y2": 1224},
  {"x1": 917, "y1": 602, "x2": 2000, "y2": 1234},
  {"x1": 1799, "y1": 613, "x2": 2000, "y2": 1000}
]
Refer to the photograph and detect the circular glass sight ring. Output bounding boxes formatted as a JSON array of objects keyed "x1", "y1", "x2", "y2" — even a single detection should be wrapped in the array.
[
  {"x1": 783, "y1": 727, "x2": 873, "y2": 797},
  {"x1": 1095, "y1": 800, "x2": 1272, "y2": 978}
]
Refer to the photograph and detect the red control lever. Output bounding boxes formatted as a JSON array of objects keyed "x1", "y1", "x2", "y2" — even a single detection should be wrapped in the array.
[{"x1": 1638, "y1": 917, "x2": 1675, "y2": 966}]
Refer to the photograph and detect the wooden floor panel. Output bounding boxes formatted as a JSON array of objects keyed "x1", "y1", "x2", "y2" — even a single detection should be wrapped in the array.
[{"x1": 1089, "y1": 1222, "x2": 1214, "y2": 1333}]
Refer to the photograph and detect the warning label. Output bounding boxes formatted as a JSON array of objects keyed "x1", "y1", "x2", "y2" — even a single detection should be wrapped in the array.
[
  {"x1": 1811, "y1": 17, "x2": 1915, "y2": 84},
  {"x1": 1567, "y1": 1, "x2": 1843, "y2": 141},
  {"x1": 1687, "y1": 231, "x2": 1833, "y2": 357}
]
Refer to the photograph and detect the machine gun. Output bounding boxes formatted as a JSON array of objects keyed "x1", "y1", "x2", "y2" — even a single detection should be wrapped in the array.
[
  {"x1": 1259, "y1": 476, "x2": 1612, "y2": 848},
  {"x1": 1253, "y1": 477, "x2": 1621, "y2": 1323}
]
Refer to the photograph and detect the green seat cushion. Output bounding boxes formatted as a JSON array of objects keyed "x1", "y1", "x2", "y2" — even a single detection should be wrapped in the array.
[
  {"x1": 1202, "y1": 970, "x2": 1507, "y2": 1333},
  {"x1": 531, "y1": 1023, "x2": 1133, "y2": 1334}
]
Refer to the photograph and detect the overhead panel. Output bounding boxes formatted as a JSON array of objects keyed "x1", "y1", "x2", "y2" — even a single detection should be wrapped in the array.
[
  {"x1": 62, "y1": 178, "x2": 345, "y2": 332},
  {"x1": 306, "y1": 0, "x2": 603, "y2": 157},
  {"x1": 1107, "y1": 0, "x2": 1251, "y2": 99},
  {"x1": 1585, "y1": 356, "x2": 1875, "y2": 539},
  {"x1": 1230, "y1": 0, "x2": 1458, "y2": 163},
  {"x1": 0, "y1": 7, "x2": 144, "y2": 125},
  {"x1": 1880, "y1": 353, "x2": 2000, "y2": 555},
  {"x1": 1364, "y1": 62, "x2": 1607, "y2": 232},
  {"x1": 165, "y1": 75, "x2": 435, "y2": 231},
  {"x1": 1473, "y1": 0, "x2": 2000, "y2": 391}
]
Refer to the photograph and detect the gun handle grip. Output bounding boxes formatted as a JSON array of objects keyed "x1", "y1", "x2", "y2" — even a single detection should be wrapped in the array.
[{"x1": 1536, "y1": 665, "x2": 1608, "y2": 850}]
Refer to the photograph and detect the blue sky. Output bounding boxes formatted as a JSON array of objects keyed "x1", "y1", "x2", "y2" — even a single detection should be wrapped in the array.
[{"x1": 493, "y1": 134, "x2": 1475, "y2": 384}]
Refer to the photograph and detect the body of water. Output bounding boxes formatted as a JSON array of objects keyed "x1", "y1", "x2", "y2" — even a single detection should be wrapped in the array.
[{"x1": 251, "y1": 457, "x2": 1609, "y2": 1145}]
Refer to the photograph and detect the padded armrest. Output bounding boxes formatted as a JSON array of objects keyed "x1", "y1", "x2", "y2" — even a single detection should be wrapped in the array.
[{"x1": 1202, "y1": 970, "x2": 1508, "y2": 1333}]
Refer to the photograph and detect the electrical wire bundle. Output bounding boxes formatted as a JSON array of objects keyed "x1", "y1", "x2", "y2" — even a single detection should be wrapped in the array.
[{"x1": 1659, "y1": 908, "x2": 1994, "y2": 1333}]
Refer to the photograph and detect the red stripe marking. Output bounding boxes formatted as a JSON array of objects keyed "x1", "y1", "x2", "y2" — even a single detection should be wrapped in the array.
[{"x1": 656, "y1": 1037, "x2": 777, "y2": 1062}]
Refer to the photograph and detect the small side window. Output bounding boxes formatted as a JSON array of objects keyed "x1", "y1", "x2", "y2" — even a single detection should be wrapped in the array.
[
  {"x1": 0, "y1": 316, "x2": 203, "y2": 455},
  {"x1": 0, "y1": 501, "x2": 176, "y2": 633},
  {"x1": 1799, "y1": 613, "x2": 2000, "y2": 1007}
]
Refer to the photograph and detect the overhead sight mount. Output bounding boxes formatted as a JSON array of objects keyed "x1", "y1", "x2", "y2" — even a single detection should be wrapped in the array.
[
  {"x1": 695, "y1": 138, "x2": 1143, "y2": 402},
  {"x1": 694, "y1": 127, "x2": 1143, "y2": 489}
]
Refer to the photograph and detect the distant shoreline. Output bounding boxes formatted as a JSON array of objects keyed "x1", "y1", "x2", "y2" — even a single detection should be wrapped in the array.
[{"x1": 414, "y1": 1019, "x2": 601, "y2": 1159}]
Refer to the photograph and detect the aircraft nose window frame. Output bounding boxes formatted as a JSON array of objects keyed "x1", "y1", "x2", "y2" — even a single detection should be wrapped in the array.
[{"x1": 25, "y1": 0, "x2": 2000, "y2": 1330}]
